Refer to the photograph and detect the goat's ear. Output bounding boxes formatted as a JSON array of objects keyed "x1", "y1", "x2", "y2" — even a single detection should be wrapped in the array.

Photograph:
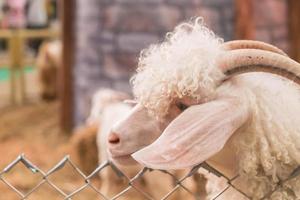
[{"x1": 132, "y1": 97, "x2": 249, "y2": 169}]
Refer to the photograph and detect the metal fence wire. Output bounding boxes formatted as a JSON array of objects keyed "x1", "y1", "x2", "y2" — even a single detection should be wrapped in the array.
[{"x1": 0, "y1": 154, "x2": 300, "y2": 200}]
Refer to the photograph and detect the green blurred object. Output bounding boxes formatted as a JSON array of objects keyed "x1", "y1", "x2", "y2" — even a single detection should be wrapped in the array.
[{"x1": 0, "y1": 66, "x2": 35, "y2": 81}]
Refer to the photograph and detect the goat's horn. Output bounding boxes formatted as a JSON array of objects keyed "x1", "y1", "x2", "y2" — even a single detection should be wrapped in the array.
[
  {"x1": 218, "y1": 49, "x2": 300, "y2": 85},
  {"x1": 222, "y1": 40, "x2": 287, "y2": 56}
]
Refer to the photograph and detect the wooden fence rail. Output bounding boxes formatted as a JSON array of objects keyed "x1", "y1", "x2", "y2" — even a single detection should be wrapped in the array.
[{"x1": 0, "y1": 29, "x2": 60, "y2": 104}]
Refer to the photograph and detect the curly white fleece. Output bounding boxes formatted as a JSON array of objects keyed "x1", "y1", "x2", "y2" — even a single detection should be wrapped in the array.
[
  {"x1": 131, "y1": 18, "x2": 225, "y2": 118},
  {"x1": 219, "y1": 74, "x2": 300, "y2": 199}
]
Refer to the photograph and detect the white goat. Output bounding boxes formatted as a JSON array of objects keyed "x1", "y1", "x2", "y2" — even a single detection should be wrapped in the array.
[
  {"x1": 87, "y1": 88, "x2": 131, "y2": 125},
  {"x1": 71, "y1": 89, "x2": 130, "y2": 174},
  {"x1": 107, "y1": 18, "x2": 300, "y2": 199}
]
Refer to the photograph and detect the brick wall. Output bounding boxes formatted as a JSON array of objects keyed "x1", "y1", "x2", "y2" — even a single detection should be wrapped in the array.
[
  {"x1": 253, "y1": 0, "x2": 289, "y2": 52},
  {"x1": 73, "y1": 0, "x2": 235, "y2": 125},
  {"x1": 73, "y1": 0, "x2": 290, "y2": 126}
]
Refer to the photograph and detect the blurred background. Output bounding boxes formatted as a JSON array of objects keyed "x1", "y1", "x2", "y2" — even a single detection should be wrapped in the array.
[{"x1": 0, "y1": 0, "x2": 299, "y2": 199}]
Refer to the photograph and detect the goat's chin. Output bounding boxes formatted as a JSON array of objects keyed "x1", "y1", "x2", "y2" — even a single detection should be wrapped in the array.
[{"x1": 110, "y1": 155, "x2": 138, "y2": 166}]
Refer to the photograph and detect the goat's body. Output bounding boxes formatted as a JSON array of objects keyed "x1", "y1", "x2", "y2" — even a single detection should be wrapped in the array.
[
  {"x1": 71, "y1": 124, "x2": 98, "y2": 174},
  {"x1": 211, "y1": 73, "x2": 300, "y2": 199}
]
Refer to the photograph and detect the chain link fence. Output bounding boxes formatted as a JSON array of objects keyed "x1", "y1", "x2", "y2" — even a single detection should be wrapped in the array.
[{"x1": 0, "y1": 154, "x2": 300, "y2": 200}]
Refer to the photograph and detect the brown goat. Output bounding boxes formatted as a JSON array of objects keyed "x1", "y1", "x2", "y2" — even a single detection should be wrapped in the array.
[{"x1": 36, "y1": 40, "x2": 62, "y2": 100}]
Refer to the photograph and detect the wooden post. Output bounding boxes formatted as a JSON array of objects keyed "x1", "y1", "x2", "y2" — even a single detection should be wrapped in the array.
[
  {"x1": 8, "y1": 33, "x2": 17, "y2": 104},
  {"x1": 60, "y1": 0, "x2": 75, "y2": 132},
  {"x1": 18, "y1": 31, "x2": 26, "y2": 103},
  {"x1": 288, "y1": 0, "x2": 300, "y2": 61},
  {"x1": 235, "y1": 0, "x2": 255, "y2": 39}
]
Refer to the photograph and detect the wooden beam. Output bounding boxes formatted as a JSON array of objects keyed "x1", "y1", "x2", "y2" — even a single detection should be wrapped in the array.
[
  {"x1": 60, "y1": 0, "x2": 75, "y2": 132},
  {"x1": 235, "y1": 0, "x2": 255, "y2": 39},
  {"x1": 288, "y1": 0, "x2": 300, "y2": 61}
]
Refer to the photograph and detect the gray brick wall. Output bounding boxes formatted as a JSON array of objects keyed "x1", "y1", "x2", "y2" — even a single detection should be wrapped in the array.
[
  {"x1": 73, "y1": 0, "x2": 235, "y2": 125},
  {"x1": 253, "y1": 0, "x2": 289, "y2": 52}
]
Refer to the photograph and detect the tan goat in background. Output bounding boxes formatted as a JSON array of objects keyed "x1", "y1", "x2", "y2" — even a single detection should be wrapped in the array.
[{"x1": 36, "y1": 40, "x2": 62, "y2": 100}]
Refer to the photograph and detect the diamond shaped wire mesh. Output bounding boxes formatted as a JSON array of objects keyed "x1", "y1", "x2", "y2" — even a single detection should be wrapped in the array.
[{"x1": 0, "y1": 154, "x2": 299, "y2": 200}]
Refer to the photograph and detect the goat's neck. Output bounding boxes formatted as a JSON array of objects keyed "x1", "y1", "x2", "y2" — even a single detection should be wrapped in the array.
[{"x1": 207, "y1": 137, "x2": 239, "y2": 179}]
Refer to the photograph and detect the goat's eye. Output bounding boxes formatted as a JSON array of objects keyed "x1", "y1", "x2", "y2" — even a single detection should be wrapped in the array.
[{"x1": 176, "y1": 102, "x2": 189, "y2": 111}]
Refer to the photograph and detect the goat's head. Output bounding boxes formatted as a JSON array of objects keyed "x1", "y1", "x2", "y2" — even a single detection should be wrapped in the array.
[
  {"x1": 87, "y1": 89, "x2": 130, "y2": 125},
  {"x1": 108, "y1": 18, "x2": 300, "y2": 169}
]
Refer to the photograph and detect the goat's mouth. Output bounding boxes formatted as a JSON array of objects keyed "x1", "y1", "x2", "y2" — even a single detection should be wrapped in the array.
[
  {"x1": 110, "y1": 154, "x2": 138, "y2": 165},
  {"x1": 108, "y1": 149, "x2": 139, "y2": 165},
  {"x1": 108, "y1": 144, "x2": 152, "y2": 166}
]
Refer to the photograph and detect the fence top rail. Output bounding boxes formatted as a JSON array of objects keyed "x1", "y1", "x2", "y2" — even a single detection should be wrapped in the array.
[{"x1": 0, "y1": 29, "x2": 60, "y2": 39}]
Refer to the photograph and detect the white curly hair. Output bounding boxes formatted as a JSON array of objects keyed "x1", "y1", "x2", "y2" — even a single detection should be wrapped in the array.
[{"x1": 131, "y1": 18, "x2": 225, "y2": 118}]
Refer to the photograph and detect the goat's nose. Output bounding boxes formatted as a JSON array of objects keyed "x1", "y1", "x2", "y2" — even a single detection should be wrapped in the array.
[{"x1": 108, "y1": 132, "x2": 120, "y2": 144}]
